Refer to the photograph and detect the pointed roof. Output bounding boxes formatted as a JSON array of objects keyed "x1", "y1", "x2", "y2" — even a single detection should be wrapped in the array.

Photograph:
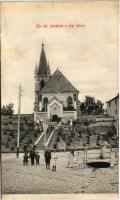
[
  {"x1": 48, "y1": 96, "x2": 64, "y2": 105},
  {"x1": 41, "y1": 69, "x2": 78, "y2": 93},
  {"x1": 38, "y1": 43, "x2": 50, "y2": 75}
]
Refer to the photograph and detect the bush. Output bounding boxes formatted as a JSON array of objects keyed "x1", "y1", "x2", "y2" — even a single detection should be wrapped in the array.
[
  {"x1": 34, "y1": 132, "x2": 38, "y2": 137},
  {"x1": 4, "y1": 122, "x2": 8, "y2": 126},
  {"x1": 25, "y1": 130, "x2": 29, "y2": 135},
  {"x1": 56, "y1": 137, "x2": 60, "y2": 142},
  {"x1": 53, "y1": 143, "x2": 57, "y2": 149},
  {"x1": 7, "y1": 137, "x2": 11, "y2": 142},
  {"x1": 69, "y1": 137, "x2": 72, "y2": 143},
  {"x1": 5, "y1": 143, "x2": 9, "y2": 148},
  {"x1": 26, "y1": 140, "x2": 30, "y2": 145},
  {"x1": 61, "y1": 134, "x2": 66, "y2": 141},
  {"x1": 20, "y1": 135, "x2": 24, "y2": 141},
  {"x1": 20, "y1": 126, "x2": 24, "y2": 131},
  {"x1": 9, "y1": 121, "x2": 12, "y2": 124},
  {"x1": 1, "y1": 141, "x2": 5, "y2": 145},
  {"x1": 29, "y1": 138, "x2": 32, "y2": 144},
  {"x1": 14, "y1": 141, "x2": 17, "y2": 146},
  {"x1": 9, "y1": 132, "x2": 14, "y2": 137},
  {"x1": 71, "y1": 131, "x2": 75, "y2": 137},
  {"x1": 11, "y1": 147, "x2": 15, "y2": 151},
  {"x1": 66, "y1": 142, "x2": 70, "y2": 146},
  {"x1": 65, "y1": 135, "x2": 71, "y2": 145},
  {"x1": 23, "y1": 144, "x2": 27, "y2": 151},
  {"x1": 1, "y1": 103, "x2": 14, "y2": 115}
]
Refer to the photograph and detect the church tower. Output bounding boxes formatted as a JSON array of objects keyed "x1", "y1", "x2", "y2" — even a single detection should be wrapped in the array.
[{"x1": 34, "y1": 43, "x2": 51, "y2": 112}]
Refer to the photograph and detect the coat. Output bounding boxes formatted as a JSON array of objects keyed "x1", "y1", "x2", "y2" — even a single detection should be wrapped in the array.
[{"x1": 44, "y1": 150, "x2": 51, "y2": 163}]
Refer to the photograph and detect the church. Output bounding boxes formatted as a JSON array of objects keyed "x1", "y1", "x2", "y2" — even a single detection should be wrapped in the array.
[{"x1": 34, "y1": 43, "x2": 79, "y2": 123}]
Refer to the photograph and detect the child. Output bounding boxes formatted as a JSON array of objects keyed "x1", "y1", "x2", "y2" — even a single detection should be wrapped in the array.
[
  {"x1": 23, "y1": 152, "x2": 29, "y2": 165},
  {"x1": 35, "y1": 151, "x2": 40, "y2": 165},
  {"x1": 52, "y1": 150, "x2": 57, "y2": 171},
  {"x1": 73, "y1": 152, "x2": 80, "y2": 169},
  {"x1": 67, "y1": 149, "x2": 74, "y2": 168}
]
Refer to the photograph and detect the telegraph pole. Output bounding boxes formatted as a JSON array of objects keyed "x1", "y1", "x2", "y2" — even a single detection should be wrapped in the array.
[
  {"x1": 44, "y1": 120, "x2": 47, "y2": 147},
  {"x1": 17, "y1": 84, "x2": 22, "y2": 158}
]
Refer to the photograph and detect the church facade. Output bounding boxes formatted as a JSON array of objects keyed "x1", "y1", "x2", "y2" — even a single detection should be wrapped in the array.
[{"x1": 34, "y1": 44, "x2": 79, "y2": 123}]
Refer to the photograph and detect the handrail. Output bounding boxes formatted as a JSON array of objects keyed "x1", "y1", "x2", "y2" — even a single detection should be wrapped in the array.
[
  {"x1": 34, "y1": 125, "x2": 48, "y2": 146},
  {"x1": 44, "y1": 126, "x2": 58, "y2": 148},
  {"x1": 87, "y1": 152, "x2": 111, "y2": 155}
]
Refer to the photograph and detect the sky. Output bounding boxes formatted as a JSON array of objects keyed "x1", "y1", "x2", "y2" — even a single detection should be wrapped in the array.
[{"x1": 1, "y1": 1, "x2": 119, "y2": 114}]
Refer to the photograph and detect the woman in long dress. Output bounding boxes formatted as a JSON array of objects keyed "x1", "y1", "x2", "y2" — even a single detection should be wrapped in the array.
[
  {"x1": 67, "y1": 149, "x2": 74, "y2": 168},
  {"x1": 52, "y1": 150, "x2": 58, "y2": 171}
]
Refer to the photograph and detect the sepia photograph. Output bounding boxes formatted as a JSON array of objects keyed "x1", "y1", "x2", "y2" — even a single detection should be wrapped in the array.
[{"x1": 1, "y1": 1, "x2": 119, "y2": 200}]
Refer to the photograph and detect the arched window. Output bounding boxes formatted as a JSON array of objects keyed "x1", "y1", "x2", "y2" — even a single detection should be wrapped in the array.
[
  {"x1": 67, "y1": 96, "x2": 73, "y2": 110},
  {"x1": 41, "y1": 80, "x2": 45, "y2": 89},
  {"x1": 43, "y1": 97, "x2": 48, "y2": 111}
]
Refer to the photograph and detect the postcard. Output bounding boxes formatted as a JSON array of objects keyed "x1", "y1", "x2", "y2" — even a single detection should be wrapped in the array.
[{"x1": 1, "y1": 1, "x2": 119, "y2": 200}]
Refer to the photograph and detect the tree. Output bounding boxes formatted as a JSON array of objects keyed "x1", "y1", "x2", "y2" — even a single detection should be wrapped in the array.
[
  {"x1": 1, "y1": 103, "x2": 14, "y2": 115},
  {"x1": 107, "y1": 124, "x2": 116, "y2": 140},
  {"x1": 80, "y1": 96, "x2": 104, "y2": 115}
]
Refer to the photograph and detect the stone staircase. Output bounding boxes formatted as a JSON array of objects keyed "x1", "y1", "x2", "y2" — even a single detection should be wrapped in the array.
[
  {"x1": 35, "y1": 129, "x2": 51, "y2": 150},
  {"x1": 48, "y1": 129, "x2": 59, "y2": 150},
  {"x1": 35, "y1": 122, "x2": 59, "y2": 150}
]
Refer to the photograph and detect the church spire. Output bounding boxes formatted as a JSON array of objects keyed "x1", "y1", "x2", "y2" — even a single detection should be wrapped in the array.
[{"x1": 38, "y1": 43, "x2": 51, "y2": 76}]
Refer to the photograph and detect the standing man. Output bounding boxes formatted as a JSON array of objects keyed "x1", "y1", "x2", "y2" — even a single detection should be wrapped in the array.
[
  {"x1": 29, "y1": 148, "x2": 35, "y2": 165},
  {"x1": 35, "y1": 151, "x2": 40, "y2": 165},
  {"x1": 44, "y1": 149, "x2": 51, "y2": 169}
]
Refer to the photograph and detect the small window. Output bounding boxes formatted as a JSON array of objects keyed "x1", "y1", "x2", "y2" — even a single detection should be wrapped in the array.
[
  {"x1": 73, "y1": 93, "x2": 76, "y2": 101},
  {"x1": 43, "y1": 97, "x2": 48, "y2": 112},
  {"x1": 41, "y1": 80, "x2": 45, "y2": 89}
]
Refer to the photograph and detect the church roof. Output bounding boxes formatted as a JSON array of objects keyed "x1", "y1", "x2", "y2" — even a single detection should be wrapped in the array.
[
  {"x1": 38, "y1": 43, "x2": 50, "y2": 75},
  {"x1": 41, "y1": 69, "x2": 78, "y2": 93}
]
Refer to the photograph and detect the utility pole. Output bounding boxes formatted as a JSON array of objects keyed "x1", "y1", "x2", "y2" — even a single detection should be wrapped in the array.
[
  {"x1": 17, "y1": 83, "x2": 22, "y2": 158},
  {"x1": 44, "y1": 120, "x2": 47, "y2": 147}
]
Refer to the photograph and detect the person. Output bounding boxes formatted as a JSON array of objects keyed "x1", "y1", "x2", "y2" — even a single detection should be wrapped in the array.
[
  {"x1": 35, "y1": 151, "x2": 40, "y2": 165},
  {"x1": 73, "y1": 151, "x2": 80, "y2": 169},
  {"x1": 44, "y1": 149, "x2": 51, "y2": 169},
  {"x1": 69, "y1": 119, "x2": 73, "y2": 131},
  {"x1": 29, "y1": 149, "x2": 35, "y2": 165},
  {"x1": 67, "y1": 149, "x2": 74, "y2": 168},
  {"x1": 52, "y1": 150, "x2": 58, "y2": 171},
  {"x1": 23, "y1": 152, "x2": 29, "y2": 165},
  {"x1": 97, "y1": 135, "x2": 100, "y2": 145},
  {"x1": 79, "y1": 151, "x2": 84, "y2": 169}
]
